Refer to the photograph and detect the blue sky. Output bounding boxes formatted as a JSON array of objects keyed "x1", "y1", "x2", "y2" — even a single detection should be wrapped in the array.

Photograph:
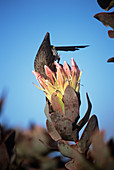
[{"x1": 0, "y1": 0, "x2": 114, "y2": 140}]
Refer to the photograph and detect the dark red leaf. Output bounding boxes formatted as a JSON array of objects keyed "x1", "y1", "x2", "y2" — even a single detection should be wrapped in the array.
[
  {"x1": 107, "y1": 57, "x2": 114, "y2": 62},
  {"x1": 91, "y1": 131, "x2": 110, "y2": 168},
  {"x1": 0, "y1": 142, "x2": 9, "y2": 170},
  {"x1": 4, "y1": 130, "x2": 15, "y2": 157},
  {"x1": 50, "y1": 111, "x2": 74, "y2": 140},
  {"x1": 108, "y1": 30, "x2": 114, "y2": 38},
  {"x1": 78, "y1": 115, "x2": 99, "y2": 154},
  {"x1": 58, "y1": 140, "x2": 93, "y2": 170},
  {"x1": 46, "y1": 119, "x2": 61, "y2": 141},
  {"x1": 97, "y1": 0, "x2": 114, "y2": 11},
  {"x1": 64, "y1": 85, "x2": 79, "y2": 123},
  {"x1": 78, "y1": 93, "x2": 92, "y2": 131},
  {"x1": 94, "y1": 12, "x2": 114, "y2": 29}
]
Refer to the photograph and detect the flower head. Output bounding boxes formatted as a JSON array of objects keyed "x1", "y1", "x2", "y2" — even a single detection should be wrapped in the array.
[
  {"x1": 33, "y1": 58, "x2": 83, "y2": 141},
  {"x1": 32, "y1": 58, "x2": 82, "y2": 103}
]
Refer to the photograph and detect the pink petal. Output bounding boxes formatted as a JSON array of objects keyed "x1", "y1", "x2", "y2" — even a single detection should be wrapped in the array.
[
  {"x1": 32, "y1": 71, "x2": 47, "y2": 89},
  {"x1": 38, "y1": 79, "x2": 48, "y2": 89},
  {"x1": 63, "y1": 61, "x2": 71, "y2": 79},
  {"x1": 57, "y1": 68, "x2": 64, "y2": 93},
  {"x1": 71, "y1": 58, "x2": 80, "y2": 78},
  {"x1": 32, "y1": 70, "x2": 42, "y2": 79},
  {"x1": 54, "y1": 61, "x2": 62, "y2": 70},
  {"x1": 44, "y1": 65, "x2": 54, "y2": 85}
]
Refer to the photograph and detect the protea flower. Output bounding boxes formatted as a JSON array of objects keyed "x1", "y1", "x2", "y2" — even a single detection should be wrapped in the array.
[
  {"x1": 33, "y1": 57, "x2": 98, "y2": 149},
  {"x1": 32, "y1": 58, "x2": 83, "y2": 141},
  {"x1": 32, "y1": 58, "x2": 82, "y2": 103}
]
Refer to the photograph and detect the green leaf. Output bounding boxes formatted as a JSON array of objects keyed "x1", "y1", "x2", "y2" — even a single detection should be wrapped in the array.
[{"x1": 51, "y1": 92, "x2": 64, "y2": 114}]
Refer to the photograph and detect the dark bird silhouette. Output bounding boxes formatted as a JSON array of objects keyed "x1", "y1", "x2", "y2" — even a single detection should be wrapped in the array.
[{"x1": 34, "y1": 32, "x2": 89, "y2": 78}]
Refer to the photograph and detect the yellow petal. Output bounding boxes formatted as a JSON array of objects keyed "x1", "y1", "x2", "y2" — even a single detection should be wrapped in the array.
[
  {"x1": 58, "y1": 97, "x2": 65, "y2": 114},
  {"x1": 71, "y1": 70, "x2": 77, "y2": 89},
  {"x1": 45, "y1": 80, "x2": 56, "y2": 95},
  {"x1": 64, "y1": 80, "x2": 69, "y2": 91},
  {"x1": 57, "y1": 68, "x2": 64, "y2": 94},
  {"x1": 32, "y1": 83, "x2": 44, "y2": 91},
  {"x1": 71, "y1": 58, "x2": 80, "y2": 77},
  {"x1": 76, "y1": 70, "x2": 82, "y2": 92}
]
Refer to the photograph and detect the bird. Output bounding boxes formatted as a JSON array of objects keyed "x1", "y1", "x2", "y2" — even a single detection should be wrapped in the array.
[{"x1": 34, "y1": 32, "x2": 89, "y2": 78}]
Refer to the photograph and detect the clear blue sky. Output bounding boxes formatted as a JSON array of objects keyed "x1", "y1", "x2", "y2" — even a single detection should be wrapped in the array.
[{"x1": 0, "y1": 0, "x2": 114, "y2": 140}]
